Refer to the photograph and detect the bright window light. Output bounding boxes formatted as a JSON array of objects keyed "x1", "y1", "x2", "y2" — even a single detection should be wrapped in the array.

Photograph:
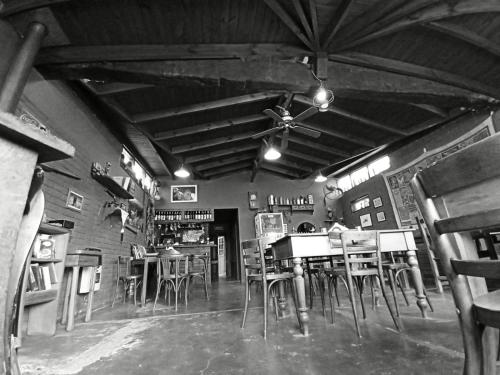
[
  {"x1": 350, "y1": 166, "x2": 369, "y2": 187},
  {"x1": 368, "y1": 156, "x2": 390, "y2": 177},
  {"x1": 337, "y1": 175, "x2": 352, "y2": 192}
]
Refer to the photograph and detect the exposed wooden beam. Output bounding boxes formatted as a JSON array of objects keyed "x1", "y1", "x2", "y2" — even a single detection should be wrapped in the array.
[
  {"x1": 171, "y1": 131, "x2": 256, "y2": 154},
  {"x1": 425, "y1": 21, "x2": 500, "y2": 59},
  {"x1": 205, "y1": 168, "x2": 252, "y2": 180},
  {"x1": 202, "y1": 161, "x2": 253, "y2": 178},
  {"x1": 154, "y1": 114, "x2": 267, "y2": 141},
  {"x1": 134, "y1": 92, "x2": 282, "y2": 123},
  {"x1": 261, "y1": 163, "x2": 302, "y2": 179},
  {"x1": 263, "y1": 0, "x2": 314, "y2": 50},
  {"x1": 329, "y1": 52, "x2": 500, "y2": 100},
  {"x1": 0, "y1": 0, "x2": 69, "y2": 16},
  {"x1": 277, "y1": 134, "x2": 351, "y2": 158},
  {"x1": 273, "y1": 157, "x2": 313, "y2": 173},
  {"x1": 36, "y1": 43, "x2": 310, "y2": 65},
  {"x1": 338, "y1": 0, "x2": 500, "y2": 50},
  {"x1": 284, "y1": 148, "x2": 332, "y2": 165},
  {"x1": 84, "y1": 81, "x2": 154, "y2": 96},
  {"x1": 321, "y1": 0, "x2": 355, "y2": 50},
  {"x1": 308, "y1": 0, "x2": 320, "y2": 49},
  {"x1": 40, "y1": 59, "x2": 493, "y2": 104},
  {"x1": 410, "y1": 103, "x2": 448, "y2": 118},
  {"x1": 294, "y1": 94, "x2": 408, "y2": 136},
  {"x1": 292, "y1": 0, "x2": 315, "y2": 49},
  {"x1": 186, "y1": 144, "x2": 260, "y2": 164},
  {"x1": 195, "y1": 153, "x2": 256, "y2": 171},
  {"x1": 295, "y1": 120, "x2": 376, "y2": 147}
]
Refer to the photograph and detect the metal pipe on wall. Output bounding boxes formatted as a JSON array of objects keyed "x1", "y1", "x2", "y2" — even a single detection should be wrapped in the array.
[
  {"x1": 0, "y1": 22, "x2": 47, "y2": 113},
  {"x1": 0, "y1": 21, "x2": 21, "y2": 91}
]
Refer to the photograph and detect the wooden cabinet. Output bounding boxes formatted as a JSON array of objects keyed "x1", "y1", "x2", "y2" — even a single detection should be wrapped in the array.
[{"x1": 18, "y1": 223, "x2": 70, "y2": 340}]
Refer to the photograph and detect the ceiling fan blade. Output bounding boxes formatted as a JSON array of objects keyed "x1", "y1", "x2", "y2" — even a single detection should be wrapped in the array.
[
  {"x1": 280, "y1": 128, "x2": 289, "y2": 151},
  {"x1": 263, "y1": 108, "x2": 284, "y2": 123},
  {"x1": 293, "y1": 125, "x2": 321, "y2": 138},
  {"x1": 293, "y1": 107, "x2": 318, "y2": 122},
  {"x1": 251, "y1": 127, "x2": 279, "y2": 139}
]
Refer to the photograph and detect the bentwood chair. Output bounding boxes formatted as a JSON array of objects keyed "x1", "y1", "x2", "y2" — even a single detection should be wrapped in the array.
[
  {"x1": 188, "y1": 252, "x2": 210, "y2": 300},
  {"x1": 154, "y1": 254, "x2": 189, "y2": 312},
  {"x1": 411, "y1": 132, "x2": 500, "y2": 375},
  {"x1": 112, "y1": 256, "x2": 143, "y2": 306},
  {"x1": 241, "y1": 239, "x2": 296, "y2": 339},
  {"x1": 340, "y1": 230, "x2": 400, "y2": 338}
]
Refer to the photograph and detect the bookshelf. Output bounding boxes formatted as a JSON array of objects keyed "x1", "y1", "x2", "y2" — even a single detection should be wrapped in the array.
[{"x1": 17, "y1": 223, "x2": 70, "y2": 341}]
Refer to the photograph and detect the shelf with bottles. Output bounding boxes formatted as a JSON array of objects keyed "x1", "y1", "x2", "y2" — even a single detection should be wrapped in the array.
[
  {"x1": 155, "y1": 222, "x2": 210, "y2": 246},
  {"x1": 154, "y1": 208, "x2": 214, "y2": 222},
  {"x1": 267, "y1": 193, "x2": 314, "y2": 207}
]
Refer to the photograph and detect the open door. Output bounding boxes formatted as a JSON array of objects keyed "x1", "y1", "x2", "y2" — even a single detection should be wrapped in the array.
[{"x1": 209, "y1": 209, "x2": 240, "y2": 281}]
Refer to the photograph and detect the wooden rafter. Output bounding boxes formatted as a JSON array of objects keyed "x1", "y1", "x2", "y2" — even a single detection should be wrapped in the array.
[
  {"x1": 295, "y1": 120, "x2": 376, "y2": 147},
  {"x1": 203, "y1": 161, "x2": 253, "y2": 178},
  {"x1": 195, "y1": 153, "x2": 256, "y2": 171},
  {"x1": 276, "y1": 134, "x2": 351, "y2": 157},
  {"x1": 154, "y1": 114, "x2": 268, "y2": 141},
  {"x1": 134, "y1": 92, "x2": 282, "y2": 123},
  {"x1": 410, "y1": 103, "x2": 448, "y2": 118},
  {"x1": 40, "y1": 59, "x2": 490, "y2": 103},
  {"x1": 292, "y1": 0, "x2": 315, "y2": 49},
  {"x1": 186, "y1": 144, "x2": 260, "y2": 164},
  {"x1": 425, "y1": 21, "x2": 500, "y2": 59},
  {"x1": 294, "y1": 94, "x2": 408, "y2": 136},
  {"x1": 0, "y1": 0, "x2": 69, "y2": 16},
  {"x1": 263, "y1": 0, "x2": 314, "y2": 50},
  {"x1": 261, "y1": 163, "x2": 302, "y2": 179},
  {"x1": 273, "y1": 157, "x2": 313, "y2": 173},
  {"x1": 321, "y1": 0, "x2": 355, "y2": 50},
  {"x1": 308, "y1": 0, "x2": 320, "y2": 48},
  {"x1": 338, "y1": 0, "x2": 500, "y2": 51},
  {"x1": 171, "y1": 131, "x2": 256, "y2": 154},
  {"x1": 36, "y1": 43, "x2": 310, "y2": 65},
  {"x1": 83, "y1": 82, "x2": 154, "y2": 96},
  {"x1": 329, "y1": 52, "x2": 500, "y2": 100},
  {"x1": 284, "y1": 149, "x2": 331, "y2": 165}
]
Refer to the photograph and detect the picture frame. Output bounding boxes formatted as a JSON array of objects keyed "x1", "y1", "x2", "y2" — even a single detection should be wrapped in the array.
[
  {"x1": 248, "y1": 191, "x2": 258, "y2": 210},
  {"x1": 373, "y1": 197, "x2": 383, "y2": 208},
  {"x1": 66, "y1": 190, "x2": 83, "y2": 211},
  {"x1": 171, "y1": 185, "x2": 197, "y2": 202},
  {"x1": 360, "y1": 213, "x2": 372, "y2": 228},
  {"x1": 376, "y1": 211, "x2": 386, "y2": 222}
]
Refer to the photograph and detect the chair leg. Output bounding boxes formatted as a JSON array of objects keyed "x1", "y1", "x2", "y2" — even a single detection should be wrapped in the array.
[
  {"x1": 332, "y1": 277, "x2": 341, "y2": 307},
  {"x1": 184, "y1": 277, "x2": 189, "y2": 308},
  {"x1": 153, "y1": 279, "x2": 163, "y2": 311},
  {"x1": 395, "y1": 269, "x2": 411, "y2": 306},
  {"x1": 327, "y1": 276, "x2": 335, "y2": 324},
  {"x1": 386, "y1": 269, "x2": 400, "y2": 316},
  {"x1": 112, "y1": 278, "x2": 120, "y2": 307},
  {"x1": 241, "y1": 279, "x2": 250, "y2": 329},
  {"x1": 376, "y1": 273, "x2": 400, "y2": 332},
  {"x1": 346, "y1": 274, "x2": 362, "y2": 338},
  {"x1": 263, "y1": 280, "x2": 268, "y2": 340},
  {"x1": 357, "y1": 277, "x2": 367, "y2": 320},
  {"x1": 318, "y1": 272, "x2": 327, "y2": 317},
  {"x1": 423, "y1": 288, "x2": 434, "y2": 312},
  {"x1": 203, "y1": 273, "x2": 209, "y2": 301}
]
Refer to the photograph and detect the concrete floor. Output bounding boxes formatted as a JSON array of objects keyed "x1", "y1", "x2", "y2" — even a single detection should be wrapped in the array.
[{"x1": 18, "y1": 278, "x2": 468, "y2": 375}]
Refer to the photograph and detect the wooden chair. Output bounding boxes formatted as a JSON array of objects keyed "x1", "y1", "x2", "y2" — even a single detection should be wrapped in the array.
[
  {"x1": 240, "y1": 239, "x2": 295, "y2": 339},
  {"x1": 112, "y1": 256, "x2": 143, "y2": 307},
  {"x1": 340, "y1": 230, "x2": 400, "y2": 338},
  {"x1": 410, "y1": 131, "x2": 500, "y2": 375},
  {"x1": 188, "y1": 253, "x2": 209, "y2": 300},
  {"x1": 154, "y1": 254, "x2": 189, "y2": 312}
]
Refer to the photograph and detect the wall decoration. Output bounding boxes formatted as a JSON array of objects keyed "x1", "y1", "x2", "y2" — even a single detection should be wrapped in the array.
[
  {"x1": 66, "y1": 190, "x2": 83, "y2": 211},
  {"x1": 350, "y1": 195, "x2": 370, "y2": 212},
  {"x1": 383, "y1": 117, "x2": 494, "y2": 228},
  {"x1": 373, "y1": 197, "x2": 382, "y2": 208},
  {"x1": 376, "y1": 211, "x2": 386, "y2": 222},
  {"x1": 171, "y1": 185, "x2": 197, "y2": 202},
  {"x1": 360, "y1": 213, "x2": 372, "y2": 228},
  {"x1": 248, "y1": 191, "x2": 258, "y2": 209}
]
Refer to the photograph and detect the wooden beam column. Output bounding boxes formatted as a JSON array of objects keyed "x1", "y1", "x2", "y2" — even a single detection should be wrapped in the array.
[{"x1": 0, "y1": 21, "x2": 21, "y2": 91}]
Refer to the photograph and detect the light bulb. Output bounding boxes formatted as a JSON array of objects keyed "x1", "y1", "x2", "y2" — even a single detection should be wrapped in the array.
[
  {"x1": 315, "y1": 173, "x2": 327, "y2": 182},
  {"x1": 174, "y1": 166, "x2": 190, "y2": 178},
  {"x1": 264, "y1": 147, "x2": 281, "y2": 160},
  {"x1": 315, "y1": 87, "x2": 327, "y2": 102}
]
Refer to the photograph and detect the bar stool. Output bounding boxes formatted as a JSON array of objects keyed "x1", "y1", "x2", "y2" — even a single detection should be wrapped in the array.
[
  {"x1": 188, "y1": 252, "x2": 209, "y2": 300},
  {"x1": 154, "y1": 254, "x2": 189, "y2": 311}
]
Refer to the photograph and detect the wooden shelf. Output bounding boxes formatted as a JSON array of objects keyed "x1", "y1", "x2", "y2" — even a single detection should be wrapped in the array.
[
  {"x1": 24, "y1": 289, "x2": 57, "y2": 307},
  {"x1": 91, "y1": 173, "x2": 133, "y2": 199},
  {"x1": 269, "y1": 204, "x2": 314, "y2": 212},
  {"x1": 31, "y1": 258, "x2": 63, "y2": 263},
  {"x1": 39, "y1": 223, "x2": 70, "y2": 235}
]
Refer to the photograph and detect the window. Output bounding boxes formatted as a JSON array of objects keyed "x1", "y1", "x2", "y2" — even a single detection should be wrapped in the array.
[
  {"x1": 351, "y1": 195, "x2": 370, "y2": 212},
  {"x1": 120, "y1": 146, "x2": 155, "y2": 196},
  {"x1": 336, "y1": 155, "x2": 390, "y2": 192}
]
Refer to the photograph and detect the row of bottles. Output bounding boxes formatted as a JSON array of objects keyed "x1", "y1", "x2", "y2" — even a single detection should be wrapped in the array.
[
  {"x1": 154, "y1": 209, "x2": 213, "y2": 222},
  {"x1": 267, "y1": 194, "x2": 314, "y2": 206}
]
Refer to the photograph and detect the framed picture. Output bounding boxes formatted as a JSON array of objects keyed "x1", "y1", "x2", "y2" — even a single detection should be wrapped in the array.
[
  {"x1": 171, "y1": 185, "x2": 197, "y2": 202},
  {"x1": 376, "y1": 211, "x2": 386, "y2": 222},
  {"x1": 360, "y1": 213, "x2": 372, "y2": 228},
  {"x1": 373, "y1": 197, "x2": 382, "y2": 208},
  {"x1": 66, "y1": 190, "x2": 84, "y2": 211},
  {"x1": 248, "y1": 191, "x2": 258, "y2": 209}
]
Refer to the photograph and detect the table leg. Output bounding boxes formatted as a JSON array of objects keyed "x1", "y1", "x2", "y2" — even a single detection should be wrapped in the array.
[
  {"x1": 277, "y1": 280, "x2": 287, "y2": 318},
  {"x1": 141, "y1": 258, "x2": 149, "y2": 307},
  {"x1": 84, "y1": 266, "x2": 96, "y2": 322},
  {"x1": 61, "y1": 269, "x2": 72, "y2": 325},
  {"x1": 406, "y1": 249, "x2": 429, "y2": 318},
  {"x1": 292, "y1": 257, "x2": 309, "y2": 336},
  {"x1": 66, "y1": 266, "x2": 79, "y2": 331}
]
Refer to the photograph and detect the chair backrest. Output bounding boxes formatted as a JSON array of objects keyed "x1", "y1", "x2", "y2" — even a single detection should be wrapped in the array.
[
  {"x1": 117, "y1": 255, "x2": 132, "y2": 279},
  {"x1": 158, "y1": 254, "x2": 189, "y2": 278},
  {"x1": 241, "y1": 239, "x2": 268, "y2": 279},
  {"x1": 410, "y1": 131, "x2": 500, "y2": 374},
  {"x1": 339, "y1": 230, "x2": 380, "y2": 276}
]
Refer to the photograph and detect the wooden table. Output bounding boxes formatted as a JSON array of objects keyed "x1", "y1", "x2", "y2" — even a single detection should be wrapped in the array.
[
  {"x1": 135, "y1": 253, "x2": 159, "y2": 307},
  {"x1": 272, "y1": 230, "x2": 427, "y2": 336}
]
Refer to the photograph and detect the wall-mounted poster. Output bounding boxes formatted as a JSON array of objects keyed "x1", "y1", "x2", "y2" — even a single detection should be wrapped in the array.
[
  {"x1": 66, "y1": 190, "x2": 83, "y2": 211},
  {"x1": 360, "y1": 213, "x2": 372, "y2": 228},
  {"x1": 373, "y1": 197, "x2": 382, "y2": 208},
  {"x1": 383, "y1": 117, "x2": 494, "y2": 228},
  {"x1": 171, "y1": 185, "x2": 197, "y2": 202},
  {"x1": 376, "y1": 211, "x2": 386, "y2": 222}
]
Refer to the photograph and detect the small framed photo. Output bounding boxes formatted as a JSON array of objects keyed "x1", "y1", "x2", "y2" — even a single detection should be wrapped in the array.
[
  {"x1": 376, "y1": 211, "x2": 386, "y2": 222},
  {"x1": 66, "y1": 190, "x2": 84, "y2": 211},
  {"x1": 360, "y1": 213, "x2": 372, "y2": 228},
  {"x1": 373, "y1": 197, "x2": 382, "y2": 208},
  {"x1": 171, "y1": 185, "x2": 197, "y2": 202}
]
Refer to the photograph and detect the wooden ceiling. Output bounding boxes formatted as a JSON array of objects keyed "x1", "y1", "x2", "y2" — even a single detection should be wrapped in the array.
[{"x1": 4, "y1": 0, "x2": 500, "y2": 180}]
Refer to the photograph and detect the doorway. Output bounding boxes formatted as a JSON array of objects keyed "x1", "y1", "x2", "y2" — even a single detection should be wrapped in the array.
[{"x1": 209, "y1": 209, "x2": 240, "y2": 282}]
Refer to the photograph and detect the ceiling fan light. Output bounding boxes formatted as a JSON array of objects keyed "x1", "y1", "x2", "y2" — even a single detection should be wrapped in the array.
[
  {"x1": 315, "y1": 87, "x2": 328, "y2": 102},
  {"x1": 174, "y1": 165, "x2": 190, "y2": 178},
  {"x1": 315, "y1": 171, "x2": 327, "y2": 182},
  {"x1": 264, "y1": 146, "x2": 281, "y2": 160}
]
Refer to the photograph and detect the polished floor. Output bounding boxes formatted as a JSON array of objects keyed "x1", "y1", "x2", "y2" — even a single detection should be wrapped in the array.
[{"x1": 19, "y1": 278, "x2": 470, "y2": 374}]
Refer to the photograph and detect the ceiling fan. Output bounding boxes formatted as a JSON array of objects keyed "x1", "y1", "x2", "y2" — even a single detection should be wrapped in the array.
[{"x1": 251, "y1": 105, "x2": 321, "y2": 141}]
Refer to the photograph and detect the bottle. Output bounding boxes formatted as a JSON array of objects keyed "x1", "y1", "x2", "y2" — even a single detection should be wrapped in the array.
[{"x1": 308, "y1": 194, "x2": 314, "y2": 204}]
